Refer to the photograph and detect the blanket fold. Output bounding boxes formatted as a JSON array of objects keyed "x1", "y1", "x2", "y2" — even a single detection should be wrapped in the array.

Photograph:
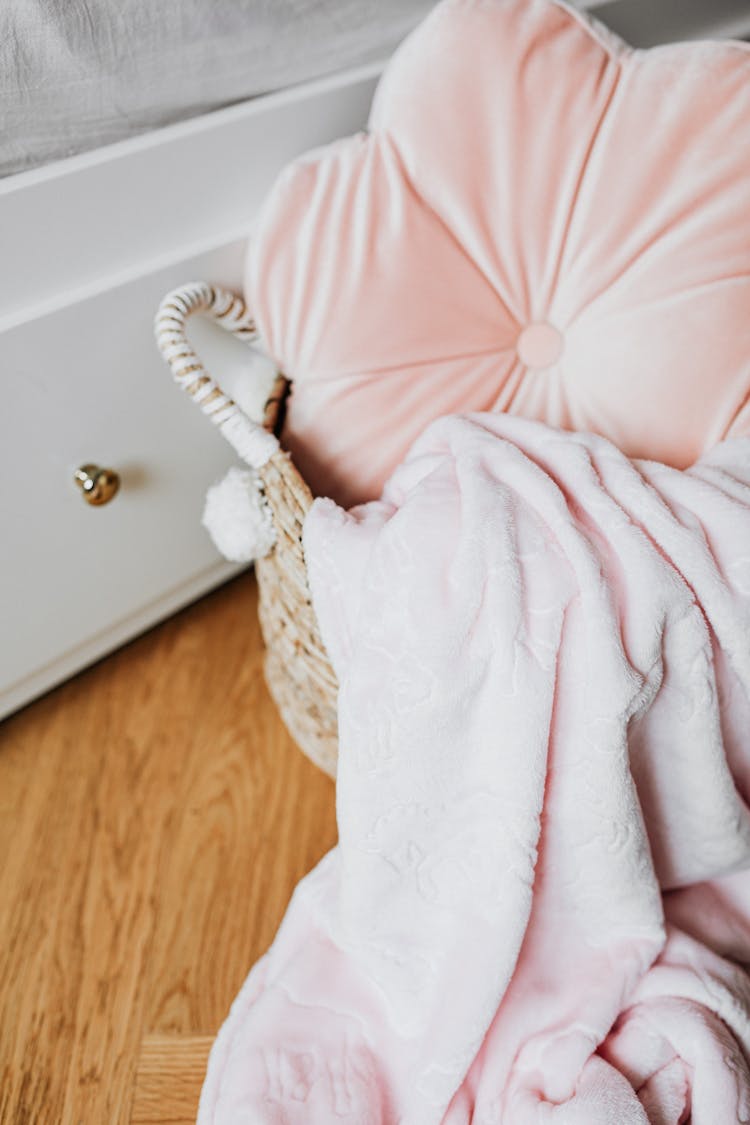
[{"x1": 198, "y1": 417, "x2": 750, "y2": 1124}]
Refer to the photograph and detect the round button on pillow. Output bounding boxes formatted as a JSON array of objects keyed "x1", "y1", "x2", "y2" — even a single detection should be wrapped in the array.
[{"x1": 246, "y1": 0, "x2": 750, "y2": 507}]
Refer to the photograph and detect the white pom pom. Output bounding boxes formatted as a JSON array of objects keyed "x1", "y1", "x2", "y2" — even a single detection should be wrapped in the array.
[{"x1": 202, "y1": 467, "x2": 276, "y2": 562}]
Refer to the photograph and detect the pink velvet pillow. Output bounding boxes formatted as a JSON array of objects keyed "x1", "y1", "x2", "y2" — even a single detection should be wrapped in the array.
[{"x1": 246, "y1": 0, "x2": 750, "y2": 507}]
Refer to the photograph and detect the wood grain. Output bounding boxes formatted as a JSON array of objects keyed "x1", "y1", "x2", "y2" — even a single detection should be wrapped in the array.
[
  {"x1": 0, "y1": 573, "x2": 337, "y2": 1124},
  {"x1": 131, "y1": 1036, "x2": 212, "y2": 1123}
]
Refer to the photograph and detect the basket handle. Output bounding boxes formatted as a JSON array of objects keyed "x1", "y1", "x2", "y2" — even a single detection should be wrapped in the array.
[{"x1": 155, "y1": 282, "x2": 280, "y2": 469}]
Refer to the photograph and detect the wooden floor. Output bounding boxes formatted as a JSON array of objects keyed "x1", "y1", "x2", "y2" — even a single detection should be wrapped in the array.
[{"x1": 0, "y1": 573, "x2": 337, "y2": 1124}]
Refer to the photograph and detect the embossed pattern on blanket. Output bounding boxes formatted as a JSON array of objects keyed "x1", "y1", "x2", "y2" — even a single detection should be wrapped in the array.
[{"x1": 199, "y1": 417, "x2": 750, "y2": 1124}]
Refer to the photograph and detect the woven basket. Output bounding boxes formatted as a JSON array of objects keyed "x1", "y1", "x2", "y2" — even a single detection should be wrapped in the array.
[{"x1": 155, "y1": 282, "x2": 339, "y2": 778}]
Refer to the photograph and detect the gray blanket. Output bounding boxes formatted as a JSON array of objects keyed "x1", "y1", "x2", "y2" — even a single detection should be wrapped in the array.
[{"x1": 0, "y1": 0, "x2": 433, "y2": 178}]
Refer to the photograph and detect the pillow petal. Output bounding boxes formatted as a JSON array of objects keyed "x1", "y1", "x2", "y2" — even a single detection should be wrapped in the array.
[
  {"x1": 370, "y1": 0, "x2": 627, "y2": 320},
  {"x1": 556, "y1": 40, "x2": 750, "y2": 465},
  {"x1": 247, "y1": 132, "x2": 512, "y2": 379}
]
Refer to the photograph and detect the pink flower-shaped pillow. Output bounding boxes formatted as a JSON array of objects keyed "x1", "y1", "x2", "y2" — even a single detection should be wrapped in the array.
[{"x1": 246, "y1": 0, "x2": 750, "y2": 507}]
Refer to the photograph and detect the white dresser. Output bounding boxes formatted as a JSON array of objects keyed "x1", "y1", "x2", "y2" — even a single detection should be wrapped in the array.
[{"x1": 0, "y1": 67, "x2": 380, "y2": 719}]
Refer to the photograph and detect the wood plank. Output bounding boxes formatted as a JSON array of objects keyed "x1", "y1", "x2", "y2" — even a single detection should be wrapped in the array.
[
  {"x1": 0, "y1": 573, "x2": 337, "y2": 1124},
  {"x1": 131, "y1": 1036, "x2": 213, "y2": 1124}
]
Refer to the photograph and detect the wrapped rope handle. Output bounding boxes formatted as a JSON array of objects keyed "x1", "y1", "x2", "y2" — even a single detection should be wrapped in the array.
[
  {"x1": 155, "y1": 281, "x2": 338, "y2": 776},
  {"x1": 154, "y1": 282, "x2": 285, "y2": 469}
]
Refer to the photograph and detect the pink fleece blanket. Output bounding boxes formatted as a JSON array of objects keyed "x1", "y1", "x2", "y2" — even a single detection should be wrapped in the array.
[{"x1": 198, "y1": 417, "x2": 750, "y2": 1123}]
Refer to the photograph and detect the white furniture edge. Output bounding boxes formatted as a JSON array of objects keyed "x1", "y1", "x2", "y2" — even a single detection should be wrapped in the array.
[
  {"x1": 0, "y1": 560, "x2": 240, "y2": 719},
  {"x1": 0, "y1": 60, "x2": 387, "y2": 333}
]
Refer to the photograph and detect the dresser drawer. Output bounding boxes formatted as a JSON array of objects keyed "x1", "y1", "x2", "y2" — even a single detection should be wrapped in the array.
[{"x1": 0, "y1": 243, "x2": 274, "y2": 717}]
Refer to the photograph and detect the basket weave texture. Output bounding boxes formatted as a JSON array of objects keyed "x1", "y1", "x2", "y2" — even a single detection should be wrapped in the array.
[{"x1": 155, "y1": 283, "x2": 339, "y2": 777}]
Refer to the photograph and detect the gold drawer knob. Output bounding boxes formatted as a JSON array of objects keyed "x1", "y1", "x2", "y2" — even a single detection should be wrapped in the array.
[{"x1": 74, "y1": 464, "x2": 121, "y2": 506}]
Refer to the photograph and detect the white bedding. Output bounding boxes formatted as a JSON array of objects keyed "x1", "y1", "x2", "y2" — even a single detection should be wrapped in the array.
[{"x1": 0, "y1": 0, "x2": 433, "y2": 178}]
